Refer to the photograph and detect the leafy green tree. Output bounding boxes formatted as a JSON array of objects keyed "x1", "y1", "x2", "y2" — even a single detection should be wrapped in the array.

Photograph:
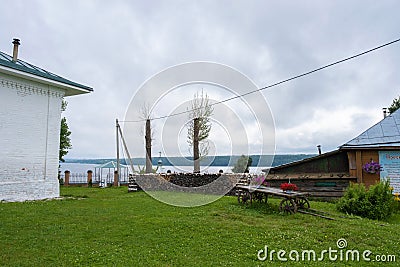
[
  {"x1": 388, "y1": 96, "x2": 400, "y2": 114},
  {"x1": 59, "y1": 100, "x2": 72, "y2": 162},
  {"x1": 232, "y1": 155, "x2": 253, "y2": 173}
]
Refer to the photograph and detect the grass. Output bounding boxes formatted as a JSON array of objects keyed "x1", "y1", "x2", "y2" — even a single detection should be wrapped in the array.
[{"x1": 0, "y1": 187, "x2": 399, "y2": 266}]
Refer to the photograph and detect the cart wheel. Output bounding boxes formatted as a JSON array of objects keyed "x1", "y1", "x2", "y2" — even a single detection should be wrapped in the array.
[
  {"x1": 254, "y1": 192, "x2": 267, "y2": 203},
  {"x1": 296, "y1": 198, "x2": 310, "y2": 210},
  {"x1": 238, "y1": 190, "x2": 251, "y2": 205},
  {"x1": 279, "y1": 199, "x2": 297, "y2": 214}
]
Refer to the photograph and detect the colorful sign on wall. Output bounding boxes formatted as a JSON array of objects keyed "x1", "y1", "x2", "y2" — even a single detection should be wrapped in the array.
[{"x1": 379, "y1": 151, "x2": 400, "y2": 194}]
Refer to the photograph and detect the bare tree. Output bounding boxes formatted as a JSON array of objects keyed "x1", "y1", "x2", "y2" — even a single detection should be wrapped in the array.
[
  {"x1": 187, "y1": 90, "x2": 214, "y2": 173},
  {"x1": 140, "y1": 104, "x2": 154, "y2": 173}
]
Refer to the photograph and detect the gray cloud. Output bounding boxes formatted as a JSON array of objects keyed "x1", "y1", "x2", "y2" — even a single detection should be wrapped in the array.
[{"x1": 1, "y1": 0, "x2": 399, "y2": 158}]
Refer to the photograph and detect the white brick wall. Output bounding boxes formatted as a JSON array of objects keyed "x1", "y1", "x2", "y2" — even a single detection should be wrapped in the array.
[{"x1": 0, "y1": 73, "x2": 65, "y2": 201}]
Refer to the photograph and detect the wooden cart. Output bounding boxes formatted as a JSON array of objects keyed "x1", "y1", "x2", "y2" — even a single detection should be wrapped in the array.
[{"x1": 236, "y1": 184, "x2": 310, "y2": 214}]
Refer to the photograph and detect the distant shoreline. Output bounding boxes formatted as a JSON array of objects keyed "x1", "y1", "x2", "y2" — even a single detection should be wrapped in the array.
[{"x1": 63, "y1": 154, "x2": 315, "y2": 167}]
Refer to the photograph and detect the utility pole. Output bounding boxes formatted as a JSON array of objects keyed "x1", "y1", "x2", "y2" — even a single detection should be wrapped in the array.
[
  {"x1": 117, "y1": 122, "x2": 135, "y2": 174},
  {"x1": 116, "y1": 119, "x2": 120, "y2": 185}
]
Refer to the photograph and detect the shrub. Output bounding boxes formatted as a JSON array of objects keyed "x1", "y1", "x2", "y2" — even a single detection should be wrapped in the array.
[
  {"x1": 394, "y1": 193, "x2": 400, "y2": 213},
  {"x1": 232, "y1": 155, "x2": 252, "y2": 173},
  {"x1": 337, "y1": 180, "x2": 395, "y2": 220}
]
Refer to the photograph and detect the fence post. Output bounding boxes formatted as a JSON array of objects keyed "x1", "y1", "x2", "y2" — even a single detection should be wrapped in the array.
[
  {"x1": 64, "y1": 170, "x2": 70, "y2": 187},
  {"x1": 114, "y1": 170, "x2": 119, "y2": 187},
  {"x1": 87, "y1": 170, "x2": 93, "y2": 187}
]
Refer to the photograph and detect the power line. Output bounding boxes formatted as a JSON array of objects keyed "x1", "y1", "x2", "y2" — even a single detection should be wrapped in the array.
[{"x1": 121, "y1": 38, "x2": 400, "y2": 123}]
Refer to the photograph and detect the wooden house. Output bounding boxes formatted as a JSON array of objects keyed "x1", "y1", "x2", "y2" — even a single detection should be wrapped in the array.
[
  {"x1": 340, "y1": 109, "x2": 400, "y2": 193},
  {"x1": 264, "y1": 109, "x2": 400, "y2": 198},
  {"x1": 264, "y1": 150, "x2": 356, "y2": 198}
]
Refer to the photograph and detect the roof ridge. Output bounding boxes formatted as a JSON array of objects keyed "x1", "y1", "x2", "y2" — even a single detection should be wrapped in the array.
[
  {"x1": 341, "y1": 108, "x2": 400, "y2": 148},
  {"x1": 0, "y1": 50, "x2": 92, "y2": 92}
]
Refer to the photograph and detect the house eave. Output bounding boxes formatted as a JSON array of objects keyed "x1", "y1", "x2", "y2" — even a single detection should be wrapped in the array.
[
  {"x1": 262, "y1": 149, "x2": 342, "y2": 173},
  {"x1": 340, "y1": 145, "x2": 400, "y2": 150},
  {"x1": 0, "y1": 64, "x2": 92, "y2": 96}
]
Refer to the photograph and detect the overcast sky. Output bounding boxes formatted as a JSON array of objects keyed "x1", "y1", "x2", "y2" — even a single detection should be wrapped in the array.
[{"x1": 1, "y1": 0, "x2": 399, "y2": 159}]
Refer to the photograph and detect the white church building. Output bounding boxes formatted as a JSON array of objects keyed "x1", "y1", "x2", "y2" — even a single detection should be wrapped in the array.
[{"x1": 0, "y1": 39, "x2": 92, "y2": 201}]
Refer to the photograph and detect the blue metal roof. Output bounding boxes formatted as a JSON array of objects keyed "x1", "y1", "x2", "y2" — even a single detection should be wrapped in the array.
[
  {"x1": 0, "y1": 50, "x2": 93, "y2": 92},
  {"x1": 341, "y1": 109, "x2": 400, "y2": 149}
]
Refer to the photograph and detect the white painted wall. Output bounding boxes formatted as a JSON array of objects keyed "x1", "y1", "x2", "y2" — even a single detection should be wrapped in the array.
[{"x1": 0, "y1": 73, "x2": 65, "y2": 201}]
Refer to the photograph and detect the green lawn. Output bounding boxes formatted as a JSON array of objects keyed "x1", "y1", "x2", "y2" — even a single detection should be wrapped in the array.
[{"x1": 0, "y1": 187, "x2": 399, "y2": 266}]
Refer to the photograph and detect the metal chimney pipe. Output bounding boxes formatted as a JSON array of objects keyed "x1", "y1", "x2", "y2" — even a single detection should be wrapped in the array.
[
  {"x1": 12, "y1": 38, "x2": 20, "y2": 62},
  {"x1": 317, "y1": 145, "x2": 322, "y2": 155},
  {"x1": 383, "y1": 108, "x2": 387, "y2": 118}
]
